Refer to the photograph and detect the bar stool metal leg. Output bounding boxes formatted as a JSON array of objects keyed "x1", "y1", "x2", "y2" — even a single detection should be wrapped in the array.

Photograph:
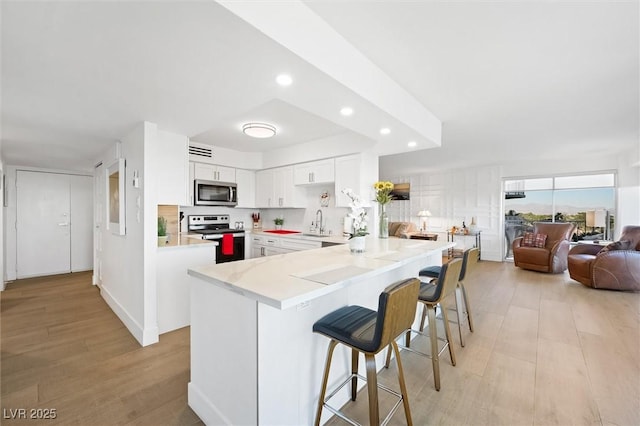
[{"x1": 351, "y1": 349, "x2": 359, "y2": 401}]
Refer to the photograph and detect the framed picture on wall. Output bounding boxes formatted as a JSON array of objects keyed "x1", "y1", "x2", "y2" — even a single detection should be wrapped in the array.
[
  {"x1": 390, "y1": 183, "x2": 410, "y2": 200},
  {"x1": 106, "y1": 158, "x2": 126, "y2": 235}
]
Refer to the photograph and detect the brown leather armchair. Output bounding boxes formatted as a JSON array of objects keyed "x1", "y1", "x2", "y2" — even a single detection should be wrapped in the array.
[
  {"x1": 512, "y1": 222, "x2": 576, "y2": 273},
  {"x1": 568, "y1": 225, "x2": 640, "y2": 291}
]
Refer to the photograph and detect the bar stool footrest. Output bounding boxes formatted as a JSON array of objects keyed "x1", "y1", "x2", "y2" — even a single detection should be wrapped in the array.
[{"x1": 322, "y1": 372, "x2": 404, "y2": 426}]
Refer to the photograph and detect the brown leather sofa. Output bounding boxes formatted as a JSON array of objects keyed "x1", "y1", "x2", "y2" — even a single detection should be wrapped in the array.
[
  {"x1": 568, "y1": 225, "x2": 640, "y2": 291},
  {"x1": 512, "y1": 222, "x2": 576, "y2": 273}
]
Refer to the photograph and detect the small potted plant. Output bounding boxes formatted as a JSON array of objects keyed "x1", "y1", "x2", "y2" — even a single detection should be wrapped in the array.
[
  {"x1": 158, "y1": 216, "x2": 168, "y2": 246},
  {"x1": 274, "y1": 217, "x2": 284, "y2": 230}
]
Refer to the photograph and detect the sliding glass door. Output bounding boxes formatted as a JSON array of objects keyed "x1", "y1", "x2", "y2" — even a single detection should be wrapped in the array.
[{"x1": 503, "y1": 173, "x2": 615, "y2": 260}]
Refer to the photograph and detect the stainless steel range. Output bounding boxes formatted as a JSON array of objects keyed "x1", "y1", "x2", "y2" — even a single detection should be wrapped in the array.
[{"x1": 188, "y1": 215, "x2": 245, "y2": 263}]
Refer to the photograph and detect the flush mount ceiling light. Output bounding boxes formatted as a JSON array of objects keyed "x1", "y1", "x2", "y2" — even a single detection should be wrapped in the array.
[
  {"x1": 276, "y1": 74, "x2": 293, "y2": 86},
  {"x1": 407, "y1": 141, "x2": 417, "y2": 148},
  {"x1": 340, "y1": 107, "x2": 354, "y2": 116},
  {"x1": 380, "y1": 127, "x2": 391, "y2": 135},
  {"x1": 242, "y1": 122, "x2": 277, "y2": 138}
]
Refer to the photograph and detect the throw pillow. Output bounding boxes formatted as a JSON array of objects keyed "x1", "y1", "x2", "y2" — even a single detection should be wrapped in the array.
[
  {"x1": 533, "y1": 233, "x2": 547, "y2": 248},
  {"x1": 522, "y1": 232, "x2": 547, "y2": 248},
  {"x1": 600, "y1": 240, "x2": 631, "y2": 253},
  {"x1": 395, "y1": 223, "x2": 410, "y2": 237}
]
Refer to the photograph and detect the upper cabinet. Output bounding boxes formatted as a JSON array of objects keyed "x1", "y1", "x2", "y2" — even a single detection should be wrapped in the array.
[
  {"x1": 256, "y1": 166, "x2": 304, "y2": 208},
  {"x1": 293, "y1": 159, "x2": 335, "y2": 185},
  {"x1": 335, "y1": 153, "x2": 377, "y2": 207},
  {"x1": 157, "y1": 131, "x2": 189, "y2": 206},
  {"x1": 235, "y1": 169, "x2": 256, "y2": 209},
  {"x1": 193, "y1": 162, "x2": 236, "y2": 183}
]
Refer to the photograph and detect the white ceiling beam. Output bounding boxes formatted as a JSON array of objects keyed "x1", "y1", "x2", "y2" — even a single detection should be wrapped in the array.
[{"x1": 217, "y1": 0, "x2": 442, "y2": 149}]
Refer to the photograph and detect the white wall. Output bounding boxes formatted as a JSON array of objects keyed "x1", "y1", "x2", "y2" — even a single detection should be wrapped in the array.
[
  {"x1": 98, "y1": 122, "x2": 159, "y2": 346},
  {"x1": 615, "y1": 146, "x2": 640, "y2": 236},
  {"x1": 384, "y1": 166, "x2": 503, "y2": 261},
  {"x1": 1, "y1": 156, "x2": 4, "y2": 290},
  {"x1": 382, "y1": 147, "x2": 640, "y2": 261},
  {"x1": 206, "y1": 145, "x2": 262, "y2": 170},
  {"x1": 261, "y1": 133, "x2": 373, "y2": 170}
]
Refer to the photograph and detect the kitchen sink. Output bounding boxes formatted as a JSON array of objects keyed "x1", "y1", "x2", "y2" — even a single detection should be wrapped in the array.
[{"x1": 301, "y1": 233, "x2": 328, "y2": 238}]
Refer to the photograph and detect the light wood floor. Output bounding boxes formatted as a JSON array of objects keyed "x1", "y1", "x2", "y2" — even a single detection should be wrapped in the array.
[
  {"x1": 1, "y1": 264, "x2": 639, "y2": 425},
  {"x1": 1, "y1": 272, "x2": 202, "y2": 425}
]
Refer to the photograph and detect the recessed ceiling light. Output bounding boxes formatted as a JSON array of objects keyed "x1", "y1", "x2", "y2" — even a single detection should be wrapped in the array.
[
  {"x1": 340, "y1": 107, "x2": 354, "y2": 116},
  {"x1": 407, "y1": 141, "x2": 417, "y2": 148},
  {"x1": 276, "y1": 74, "x2": 292, "y2": 86},
  {"x1": 242, "y1": 122, "x2": 277, "y2": 138},
  {"x1": 380, "y1": 128, "x2": 391, "y2": 135}
]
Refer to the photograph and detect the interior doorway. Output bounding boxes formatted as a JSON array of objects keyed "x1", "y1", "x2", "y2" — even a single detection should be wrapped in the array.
[{"x1": 16, "y1": 170, "x2": 93, "y2": 278}]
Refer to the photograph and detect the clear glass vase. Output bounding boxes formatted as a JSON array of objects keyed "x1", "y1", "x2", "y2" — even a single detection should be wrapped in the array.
[{"x1": 379, "y1": 204, "x2": 389, "y2": 238}]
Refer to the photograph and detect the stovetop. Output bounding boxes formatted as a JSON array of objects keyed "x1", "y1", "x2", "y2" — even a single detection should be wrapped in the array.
[{"x1": 187, "y1": 215, "x2": 244, "y2": 238}]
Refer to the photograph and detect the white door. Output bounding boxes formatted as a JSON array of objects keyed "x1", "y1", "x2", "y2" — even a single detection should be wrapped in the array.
[
  {"x1": 93, "y1": 164, "x2": 103, "y2": 285},
  {"x1": 70, "y1": 175, "x2": 93, "y2": 272},
  {"x1": 17, "y1": 171, "x2": 72, "y2": 278}
]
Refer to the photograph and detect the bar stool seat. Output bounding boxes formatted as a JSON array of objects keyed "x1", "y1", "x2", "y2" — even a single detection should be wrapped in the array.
[
  {"x1": 313, "y1": 305, "x2": 379, "y2": 352},
  {"x1": 313, "y1": 278, "x2": 420, "y2": 426},
  {"x1": 416, "y1": 248, "x2": 479, "y2": 347},
  {"x1": 418, "y1": 265, "x2": 441, "y2": 279}
]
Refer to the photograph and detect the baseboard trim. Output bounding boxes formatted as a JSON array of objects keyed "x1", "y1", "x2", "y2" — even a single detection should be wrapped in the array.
[
  {"x1": 100, "y1": 286, "x2": 158, "y2": 347},
  {"x1": 188, "y1": 382, "x2": 234, "y2": 426}
]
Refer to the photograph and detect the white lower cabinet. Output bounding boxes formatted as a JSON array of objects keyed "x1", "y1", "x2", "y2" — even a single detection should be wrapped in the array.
[{"x1": 249, "y1": 235, "x2": 321, "y2": 258}]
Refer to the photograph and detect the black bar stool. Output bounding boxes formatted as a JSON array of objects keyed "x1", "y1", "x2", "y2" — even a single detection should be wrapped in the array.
[
  {"x1": 387, "y1": 258, "x2": 463, "y2": 391},
  {"x1": 417, "y1": 248, "x2": 478, "y2": 347},
  {"x1": 313, "y1": 278, "x2": 420, "y2": 426}
]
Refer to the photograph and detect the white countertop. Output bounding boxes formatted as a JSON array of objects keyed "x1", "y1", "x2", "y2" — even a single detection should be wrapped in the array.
[
  {"x1": 188, "y1": 236, "x2": 454, "y2": 310},
  {"x1": 158, "y1": 234, "x2": 218, "y2": 251}
]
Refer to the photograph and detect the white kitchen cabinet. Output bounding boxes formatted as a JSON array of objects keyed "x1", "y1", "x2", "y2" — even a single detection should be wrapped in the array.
[
  {"x1": 293, "y1": 159, "x2": 335, "y2": 185},
  {"x1": 235, "y1": 168, "x2": 256, "y2": 208},
  {"x1": 255, "y1": 169, "x2": 274, "y2": 208},
  {"x1": 157, "y1": 131, "x2": 189, "y2": 205},
  {"x1": 335, "y1": 153, "x2": 376, "y2": 207},
  {"x1": 249, "y1": 234, "x2": 321, "y2": 258},
  {"x1": 194, "y1": 162, "x2": 236, "y2": 183},
  {"x1": 255, "y1": 166, "x2": 303, "y2": 208},
  {"x1": 279, "y1": 238, "x2": 321, "y2": 251}
]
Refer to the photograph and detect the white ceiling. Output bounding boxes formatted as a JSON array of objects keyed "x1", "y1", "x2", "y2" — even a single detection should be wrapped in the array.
[{"x1": 1, "y1": 1, "x2": 638, "y2": 175}]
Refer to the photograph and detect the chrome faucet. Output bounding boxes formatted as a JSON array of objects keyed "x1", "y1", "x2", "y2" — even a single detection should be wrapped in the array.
[{"x1": 315, "y1": 209, "x2": 324, "y2": 234}]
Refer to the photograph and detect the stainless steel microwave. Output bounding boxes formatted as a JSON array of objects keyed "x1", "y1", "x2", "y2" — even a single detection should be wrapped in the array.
[{"x1": 194, "y1": 180, "x2": 237, "y2": 206}]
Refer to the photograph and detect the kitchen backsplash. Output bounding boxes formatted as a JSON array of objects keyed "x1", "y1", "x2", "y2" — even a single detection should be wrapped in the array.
[{"x1": 179, "y1": 187, "x2": 366, "y2": 236}]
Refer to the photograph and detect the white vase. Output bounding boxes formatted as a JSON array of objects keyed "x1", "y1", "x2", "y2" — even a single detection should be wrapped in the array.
[
  {"x1": 157, "y1": 236, "x2": 168, "y2": 246},
  {"x1": 349, "y1": 236, "x2": 366, "y2": 253}
]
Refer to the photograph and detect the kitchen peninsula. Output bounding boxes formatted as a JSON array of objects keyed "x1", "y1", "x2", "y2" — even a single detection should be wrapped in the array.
[{"x1": 187, "y1": 237, "x2": 454, "y2": 425}]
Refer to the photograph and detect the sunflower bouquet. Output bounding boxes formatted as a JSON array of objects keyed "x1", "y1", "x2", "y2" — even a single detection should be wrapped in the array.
[{"x1": 373, "y1": 181, "x2": 394, "y2": 205}]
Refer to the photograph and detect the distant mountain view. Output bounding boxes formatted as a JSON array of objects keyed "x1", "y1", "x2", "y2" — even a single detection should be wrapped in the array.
[{"x1": 508, "y1": 203, "x2": 613, "y2": 215}]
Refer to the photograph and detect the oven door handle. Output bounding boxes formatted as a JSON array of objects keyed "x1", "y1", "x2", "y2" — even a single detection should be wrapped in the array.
[{"x1": 203, "y1": 233, "x2": 245, "y2": 240}]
